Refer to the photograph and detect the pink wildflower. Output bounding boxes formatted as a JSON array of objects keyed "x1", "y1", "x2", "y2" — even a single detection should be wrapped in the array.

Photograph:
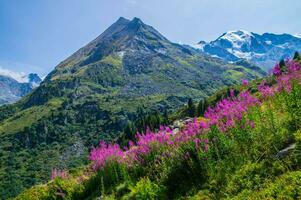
[
  {"x1": 242, "y1": 79, "x2": 248, "y2": 86},
  {"x1": 51, "y1": 168, "x2": 68, "y2": 180},
  {"x1": 272, "y1": 63, "x2": 282, "y2": 76},
  {"x1": 200, "y1": 121, "x2": 206, "y2": 129},
  {"x1": 258, "y1": 80, "x2": 274, "y2": 98},
  {"x1": 89, "y1": 141, "x2": 124, "y2": 170}
]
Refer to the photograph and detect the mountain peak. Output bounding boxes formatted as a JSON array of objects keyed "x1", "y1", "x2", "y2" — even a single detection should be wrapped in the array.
[
  {"x1": 102, "y1": 16, "x2": 167, "y2": 45},
  {"x1": 219, "y1": 30, "x2": 253, "y2": 44},
  {"x1": 27, "y1": 73, "x2": 42, "y2": 86},
  {"x1": 111, "y1": 17, "x2": 145, "y2": 32},
  {"x1": 92, "y1": 17, "x2": 158, "y2": 42},
  {"x1": 113, "y1": 17, "x2": 144, "y2": 25},
  {"x1": 54, "y1": 16, "x2": 169, "y2": 72},
  {"x1": 131, "y1": 17, "x2": 143, "y2": 24},
  {"x1": 118, "y1": 17, "x2": 125, "y2": 20},
  {"x1": 124, "y1": 17, "x2": 146, "y2": 33},
  {"x1": 225, "y1": 30, "x2": 252, "y2": 36},
  {"x1": 116, "y1": 17, "x2": 129, "y2": 23}
]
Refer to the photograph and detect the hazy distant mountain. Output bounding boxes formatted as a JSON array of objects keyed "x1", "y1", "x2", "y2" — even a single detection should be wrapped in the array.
[
  {"x1": 27, "y1": 73, "x2": 42, "y2": 87},
  {"x1": 0, "y1": 17, "x2": 265, "y2": 198},
  {"x1": 197, "y1": 30, "x2": 301, "y2": 70},
  {"x1": 0, "y1": 71, "x2": 42, "y2": 105}
]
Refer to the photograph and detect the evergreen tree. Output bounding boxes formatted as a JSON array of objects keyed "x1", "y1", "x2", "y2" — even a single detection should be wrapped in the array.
[
  {"x1": 163, "y1": 109, "x2": 169, "y2": 125},
  {"x1": 279, "y1": 59, "x2": 286, "y2": 72},
  {"x1": 227, "y1": 88, "x2": 231, "y2": 98},
  {"x1": 187, "y1": 98, "x2": 196, "y2": 117},
  {"x1": 216, "y1": 93, "x2": 223, "y2": 102},
  {"x1": 293, "y1": 52, "x2": 300, "y2": 60},
  {"x1": 203, "y1": 99, "x2": 209, "y2": 114},
  {"x1": 124, "y1": 122, "x2": 134, "y2": 141},
  {"x1": 196, "y1": 99, "x2": 204, "y2": 116},
  {"x1": 137, "y1": 106, "x2": 145, "y2": 119}
]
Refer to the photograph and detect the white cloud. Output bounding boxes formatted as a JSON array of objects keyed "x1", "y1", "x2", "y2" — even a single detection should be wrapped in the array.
[{"x1": 0, "y1": 66, "x2": 28, "y2": 83}]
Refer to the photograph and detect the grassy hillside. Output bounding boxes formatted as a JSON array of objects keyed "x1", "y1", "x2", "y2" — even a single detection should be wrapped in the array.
[{"x1": 15, "y1": 58, "x2": 301, "y2": 199}]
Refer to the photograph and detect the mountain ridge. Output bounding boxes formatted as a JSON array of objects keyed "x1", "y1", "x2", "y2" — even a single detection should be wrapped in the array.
[{"x1": 197, "y1": 30, "x2": 301, "y2": 70}]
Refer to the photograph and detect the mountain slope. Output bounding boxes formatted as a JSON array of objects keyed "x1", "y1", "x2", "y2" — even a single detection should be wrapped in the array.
[
  {"x1": 198, "y1": 30, "x2": 301, "y2": 70},
  {"x1": 0, "y1": 17, "x2": 265, "y2": 198},
  {"x1": 15, "y1": 58, "x2": 301, "y2": 200}
]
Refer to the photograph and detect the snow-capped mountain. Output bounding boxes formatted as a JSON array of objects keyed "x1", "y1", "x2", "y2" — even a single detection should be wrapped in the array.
[
  {"x1": 0, "y1": 67, "x2": 42, "y2": 86},
  {"x1": 0, "y1": 69, "x2": 42, "y2": 105},
  {"x1": 197, "y1": 31, "x2": 301, "y2": 70}
]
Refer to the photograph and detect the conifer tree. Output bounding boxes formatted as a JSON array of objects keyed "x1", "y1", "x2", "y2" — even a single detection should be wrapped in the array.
[
  {"x1": 124, "y1": 122, "x2": 134, "y2": 141},
  {"x1": 203, "y1": 99, "x2": 209, "y2": 114},
  {"x1": 279, "y1": 59, "x2": 286, "y2": 72},
  {"x1": 187, "y1": 98, "x2": 196, "y2": 117},
  {"x1": 293, "y1": 51, "x2": 300, "y2": 60},
  {"x1": 163, "y1": 110, "x2": 169, "y2": 125},
  {"x1": 196, "y1": 99, "x2": 204, "y2": 116}
]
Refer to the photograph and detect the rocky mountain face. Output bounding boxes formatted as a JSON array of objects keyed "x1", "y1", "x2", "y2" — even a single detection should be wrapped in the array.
[
  {"x1": 42, "y1": 17, "x2": 265, "y2": 107},
  {"x1": 0, "y1": 17, "x2": 266, "y2": 198},
  {"x1": 27, "y1": 73, "x2": 42, "y2": 87},
  {"x1": 197, "y1": 30, "x2": 301, "y2": 70},
  {"x1": 0, "y1": 73, "x2": 42, "y2": 105}
]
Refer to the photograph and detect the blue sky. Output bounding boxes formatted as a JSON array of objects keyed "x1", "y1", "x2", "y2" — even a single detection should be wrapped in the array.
[{"x1": 0, "y1": 0, "x2": 300, "y2": 76}]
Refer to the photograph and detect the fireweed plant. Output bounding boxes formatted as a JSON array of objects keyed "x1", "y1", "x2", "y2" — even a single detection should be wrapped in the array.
[
  {"x1": 45, "y1": 59, "x2": 301, "y2": 199},
  {"x1": 51, "y1": 168, "x2": 69, "y2": 180}
]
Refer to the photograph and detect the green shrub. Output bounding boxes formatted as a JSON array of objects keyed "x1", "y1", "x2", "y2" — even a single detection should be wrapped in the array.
[
  {"x1": 14, "y1": 185, "x2": 48, "y2": 200},
  {"x1": 115, "y1": 182, "x2": 131, "y2": 198},
  {"x1": 293, "y1": 130, "x2": 301, "y2": 166},
  {"x1": 47, "y1": 178, "x2": 78, "y2": 200},
  {"x1": 187, "y1": 190, "x2": 212, "y2": 200},
  {"x1": 126, "y1": 178, "x2": 162, "y2": 200},
  {"x1": 225, "y1": 161, "x2": 286, "y2": 198},
  {"x1": 233, "y1": 171, "x2": 301, "y2": 200},
  {"x1": 159, "y1": 142, "x2": 207, "y2": 199},
  {"x1": 101, "y1": 194, "x2": 117, "y2": 200},
  {"x1": 15, "y1": 178, "x2": 79, "y2": 200}
]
